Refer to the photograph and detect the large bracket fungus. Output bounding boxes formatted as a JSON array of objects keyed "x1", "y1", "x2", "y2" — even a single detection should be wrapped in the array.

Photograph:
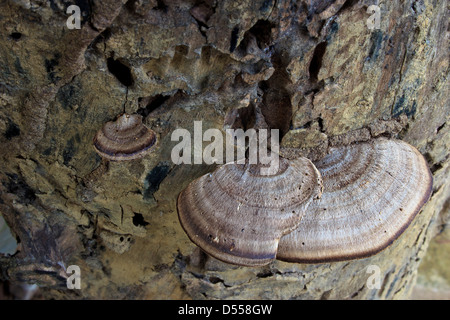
[
  {"x1": 277, "y1": 138, "x2": 433, "y2": 263},
  {"x1": 177, "y1": 157, "x2": 323, "y2": 266},
  {"x1": 93, "y1": 113, "x2": 157, "y2": 161},
  {"x1": 177, "y1": 138, "x2": 432, "y2": 267}
]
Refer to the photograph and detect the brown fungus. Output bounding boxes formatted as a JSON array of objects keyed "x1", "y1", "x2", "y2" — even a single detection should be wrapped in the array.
[
  {"x1": 277, "y1": 138, "x2": 433, "y2": 263},
  {"x1": 177, "y1": 157, "x2": 323, "y2": 267},
  {"x1": 93, "y1": 113, "x2": 157, "y2": 161}
]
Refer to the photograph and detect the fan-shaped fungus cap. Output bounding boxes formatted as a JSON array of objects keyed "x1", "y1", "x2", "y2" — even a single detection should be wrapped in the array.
[
  {"x1": 277, "y1": 138, "x2": 433, "y2": 263},
  {"x1": 93, "y1": 113, "x2": 157, "y2": 161},
  {"x1": 177, "y1": 157, "x2": 323, "y2": 266}
]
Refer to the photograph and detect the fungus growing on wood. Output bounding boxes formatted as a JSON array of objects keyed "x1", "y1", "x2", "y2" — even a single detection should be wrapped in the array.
[
  {"x1": 277, "y1": 138, "x2": 433, "y2": 263},
  {"x1": 93, "y1": 113, "x2": 157, "y2": 161},
  {"x1": 177, "y1": 136, "x2": 432, "y2": 266},
  {"x1": 177, "y1": 157, "x2": 323, "y2": 266}
]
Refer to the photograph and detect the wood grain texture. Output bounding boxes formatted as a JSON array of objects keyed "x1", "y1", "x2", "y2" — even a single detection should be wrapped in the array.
[
  {"x1": 277, "y1": 138, "x2": 433, "y2": 263},
  {"x1": 177, "y1": 157, "x2": 323, "y2": 266}
]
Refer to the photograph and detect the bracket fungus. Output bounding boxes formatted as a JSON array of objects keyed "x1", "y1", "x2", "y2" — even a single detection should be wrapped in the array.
[
  {"x1": 93, "y1": 113, "x2": 157, "y2": 161},
  {"x1": 277, "y1": 138, "x2": 433, "y2": 263},
  {"x1": 178, "y1": 137, "x2": 432, "y2": 267},
  {"x1": 177, "y1": 157, "x2": 323, "y2": 266}
]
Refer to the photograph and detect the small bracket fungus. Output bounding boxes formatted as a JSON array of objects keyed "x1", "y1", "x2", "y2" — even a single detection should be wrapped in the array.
[
  {"x1": 277, "y1": 138, "x2": 433, "y2": 263},
  {"x1": 93, "y1": 113, "x2": 157, "y2": 161},
  {"x1": 177, "y1": 157, "x2": 323, "y2": 266}
]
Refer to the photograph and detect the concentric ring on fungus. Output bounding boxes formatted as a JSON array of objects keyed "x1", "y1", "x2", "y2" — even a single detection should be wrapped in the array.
[
  {"x1": 93, "y1": 113, "x2": 157, "y2": 161},
  {"x1": 276, "y1": 138, "x2": 433, "y2": 263},
  {"x1": 177, "y1": 157, "x2": 323, "y2": 267}
]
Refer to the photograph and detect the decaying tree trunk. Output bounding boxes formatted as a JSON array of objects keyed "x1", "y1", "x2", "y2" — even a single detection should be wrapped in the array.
[{"x1": 0, "y1": 0, "x2": 448, "y2": 299}]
